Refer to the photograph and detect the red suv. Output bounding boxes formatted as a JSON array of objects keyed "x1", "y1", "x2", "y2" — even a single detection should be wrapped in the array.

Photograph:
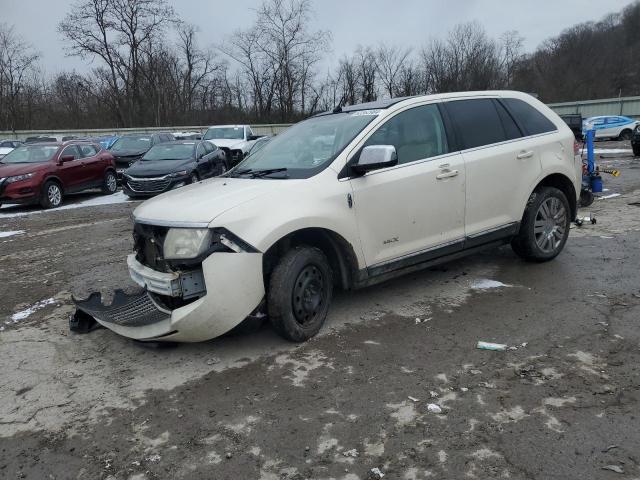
[{"x1": 0, "y1": 141, "x2": 117, "y2": 209}]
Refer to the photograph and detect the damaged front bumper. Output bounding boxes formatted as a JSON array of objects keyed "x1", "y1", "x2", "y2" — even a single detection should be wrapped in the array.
[{"x1": 74, "y1": 251, "x2": 265, "y2": 342}]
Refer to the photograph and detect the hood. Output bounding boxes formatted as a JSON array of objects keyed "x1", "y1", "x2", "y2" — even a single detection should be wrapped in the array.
[
  {"x1": 126, "y1": 158, "x2": 194, "y2": 177},
  {"x1": 0, "y1": 162, "x2": 48, "y2": 177},
  {"x1": 110, "y1": 149, "x2": 147, "y2": 159},
  {"x1": 206, "y1": 139, "x2": 245, "y2": 149},
  {"x1": 133, "y1": 177, "x2": 284, "y2": 225}
]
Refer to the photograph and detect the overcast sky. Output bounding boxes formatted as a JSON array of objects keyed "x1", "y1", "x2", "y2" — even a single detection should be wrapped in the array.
[{"x1": 2, "y1": 0, "x2": 636, "y2": 75}]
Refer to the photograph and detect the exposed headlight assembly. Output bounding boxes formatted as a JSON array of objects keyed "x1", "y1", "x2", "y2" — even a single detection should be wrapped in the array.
[
  {"x1": 162, "y1": 227, "x2": 257, "y2": 260},
  {"x1": 6, "y1": 173, "x2": 35, "y2": 183},
  {"x1": 163, "y1": 228, "x2": 211, "y2": 260}
]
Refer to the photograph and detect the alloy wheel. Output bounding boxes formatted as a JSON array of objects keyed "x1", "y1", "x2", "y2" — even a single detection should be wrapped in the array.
[
  {"x1": 534, "y1": 197, "x2": 566, "y2": 253},
  {"x1": 106, "y1": 173, "x2": 117, "y2": 192},
  {"x1": 48, "y1": 184, "x2": 62, "y2": 207}
]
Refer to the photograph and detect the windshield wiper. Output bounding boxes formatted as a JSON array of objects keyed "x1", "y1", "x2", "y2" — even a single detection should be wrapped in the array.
[{"x1": 228, "y1": 167, "x2": 288, "y2": 178}]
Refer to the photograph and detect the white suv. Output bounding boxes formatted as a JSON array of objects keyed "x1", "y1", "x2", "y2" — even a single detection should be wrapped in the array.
[{"x1": 75, "y1": 91, "x2": 580, "y2": 343}]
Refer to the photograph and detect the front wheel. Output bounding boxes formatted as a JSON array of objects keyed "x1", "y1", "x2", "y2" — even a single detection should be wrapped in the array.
[
  {"x1": 268, "y1": 246, "x2": 333, "y2": 342},
  {"x1": 101, "y1": 170, "x2": 117, "y2": 194},
  {"x1": 40, "y1": 180, "x2": 63, "y2": 209},
  {"x1": 511, "y1": 187, "x2": 571, "y2": 262},
  {"x1": 190, "y1": 172, "x2": 199, "y2": 184},
  {"x1": 619, "y1": 129, "x2": 633, "y2": 141}
]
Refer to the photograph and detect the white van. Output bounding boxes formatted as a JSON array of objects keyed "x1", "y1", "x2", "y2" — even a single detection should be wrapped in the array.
[{"x1": 74, "y1": 91, "x2": 581, "y2": 343}]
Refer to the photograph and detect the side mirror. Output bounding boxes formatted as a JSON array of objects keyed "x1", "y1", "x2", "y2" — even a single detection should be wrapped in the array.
[
  {"x1": 59, "y1": 154, "x2": 75, "y2": 164},
  {"x1": 352, "y1": 145, "x2": 398, "y2": 175}
]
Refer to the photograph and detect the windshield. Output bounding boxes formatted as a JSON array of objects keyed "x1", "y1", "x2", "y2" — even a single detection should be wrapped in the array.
[
  {"x1": 143, "y1": 143, "x2": 194, "y2": 161},
  {"x1": 110, "y1": 136, "x2": 152, "y2": 152},
  {"x1": 204, "y1": 127, "x2": 244, "y2": 140},
  {"x1": 229, "y1": 111, "x2": 379, "y2": 179},
  {"x1": 1, "y1": 145, "x2": 59, "y2": 164}
]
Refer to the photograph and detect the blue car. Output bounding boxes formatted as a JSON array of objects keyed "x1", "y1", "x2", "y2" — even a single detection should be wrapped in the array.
[{"x1": 582, "y1": 115, "x2": 640, "y2": 140}]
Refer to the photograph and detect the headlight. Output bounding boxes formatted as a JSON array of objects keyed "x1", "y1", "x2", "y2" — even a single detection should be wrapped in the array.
[
  {"x1": 168, "y1": 170, "x2": 189, "y2": 178},
  {"x1": 163, "y1": 228, "x2": 211, "y2": 259},
  {"x1": 6, "y1": 173, "x2": 35, "y2": 183}
]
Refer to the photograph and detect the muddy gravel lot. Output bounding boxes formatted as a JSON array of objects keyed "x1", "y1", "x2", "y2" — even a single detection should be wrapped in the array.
[{"x1": 2, "y1": 142, "x2": 640, "y2": 479}]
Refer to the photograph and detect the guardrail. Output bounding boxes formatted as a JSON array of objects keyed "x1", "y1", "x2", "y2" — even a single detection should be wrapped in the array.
[{"x1": 0, "y1": 123, "x2": 293, "y2": 141}]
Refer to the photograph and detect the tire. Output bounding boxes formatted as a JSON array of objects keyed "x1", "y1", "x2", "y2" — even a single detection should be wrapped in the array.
[
  {"x1": 190, "y1": 172, "x2": 199, "y2": 184},
  {"x1": 579, "y1": 188, "x2": 594, "y2": 207},
  {"x1": 217, "y1": 161, "x2": 228, "y2": 176},
  {"x1": 619, "y1": 129, "x2": 633, "y2": 141},
  {"x1": 633, "y1": 146, "x2": 640, "y2": 157},
  {"x1": 268, "y1": 246, "x2": 333, "y2": 342},
  {"x1": 511, "y1": 186, "x2": 571, "y2": 262},
  {"x1": 101, "y1": 170, "x2": 117, "y2": 194},
  {"x1": 40, "y1": 180, "x2": 63, "y2": 209}
]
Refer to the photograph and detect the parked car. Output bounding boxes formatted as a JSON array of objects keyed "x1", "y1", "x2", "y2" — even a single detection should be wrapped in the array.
[
  {"x1": 582, "y1": 115, "x2": 640, "y2": 140},
  {"x1": 172, "y1": 131, "x2": 202, "y2": 140},
  {"x1": 73, "y1": 91, "x2": 580, "y2": 343},
  {"x1": 559, "y1": 114, "x2": 583, "y2": 141},
  {"x1": 122, "y1": 140, "x2": 228, "y2": 198},
  {"x1": 202, "y1": 124, "x2": 263, "y2": 165},
  {"x1": 25, "y1": 136, "x2": 59, "y2": 143},
  {"x1": 0, "y1": 140, "x2": 24, "y2": 160},
  {"x1": 108, "y1": 133, "x2": 174, "y2": 179},
  {"x1": 0, "y1": 141, "x2": 117, "y2": 209}
]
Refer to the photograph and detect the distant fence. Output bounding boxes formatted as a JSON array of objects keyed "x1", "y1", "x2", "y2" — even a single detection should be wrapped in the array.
[
  {"x1": 0, "y1": 123, "x2": 292, "y2": 141},
  {"x1": 548, "y1": 95, "x2": 640, "y2": 119}
]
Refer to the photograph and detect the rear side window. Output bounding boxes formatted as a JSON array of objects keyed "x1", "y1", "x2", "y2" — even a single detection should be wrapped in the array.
[
  {"x1": 501, "y1": 98, "x2": 557, "y2": 136},
  {"x1": 78, "y1": 144, "x2": 99, "y2": 158},
  {"x1": 445, "y1": 99, "x2": 507, "y2": 149}
]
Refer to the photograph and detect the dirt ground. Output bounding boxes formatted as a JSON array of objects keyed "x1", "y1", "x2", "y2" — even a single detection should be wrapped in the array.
[{"x1": 1, "y1": 141, "x2": 640, "y2": 480}]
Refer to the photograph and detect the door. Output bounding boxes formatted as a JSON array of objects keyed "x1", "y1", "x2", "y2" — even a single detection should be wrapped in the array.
[
  {"x1": 444, "y1": 98, "x2": 543, "y2": 238},
  {"x1": 195, "y1": 142, "x2": 212, "y2": 178},
  {"x1": 348, "y1": 103, "x2": 466, "y2": 269},
  {"x1": 77, "y1": 143, "x2": 103, "y2": 185},
  {"x1": 56, "y1": 145, "x2": 86, "y2": 190}
]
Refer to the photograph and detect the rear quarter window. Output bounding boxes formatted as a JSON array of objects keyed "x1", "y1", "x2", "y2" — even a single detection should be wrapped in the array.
[{"x1": 501, "y1": 98, "x2": 557, "y2": 136}]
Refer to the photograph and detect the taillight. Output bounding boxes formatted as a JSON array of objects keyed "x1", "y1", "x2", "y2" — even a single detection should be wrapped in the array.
[{"x1": 573, "y1": 139, "x2": 581, "y2": 155}]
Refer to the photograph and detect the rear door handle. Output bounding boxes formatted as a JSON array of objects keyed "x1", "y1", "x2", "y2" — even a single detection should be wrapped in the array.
[
  {"x1": 517, "y1": 150, "x2": 534, "y2": 159},
  {"x1": 436, "y1": 169, "x2": 459, "y2": 179}
]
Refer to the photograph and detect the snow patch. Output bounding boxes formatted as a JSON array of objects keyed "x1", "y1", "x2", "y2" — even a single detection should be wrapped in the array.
[
  {"x1": 0, "y1": 191, "x2": 132, "y2": 218},
  {"x1": 8, "y1": 298, "x2": 57, "y2": 324},
  {"x1": 0, "y1": 230, "x2": 24, "y2": 238},
  {"x1": 470, "y1": 279, "x2": 511, "y2": 290}
]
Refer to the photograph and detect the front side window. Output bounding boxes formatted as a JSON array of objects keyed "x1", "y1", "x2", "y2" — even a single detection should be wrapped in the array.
[
  {"x1": 501, "y1": 98, "x2": 557, "y2": 136},
  {"x1": 60, "y1": 145, "x2": 81, "y2": 160},
  {"x1": 445, "y1": 99, "x2": 507, "y2": 149},
  {"x1": 1, "y1": 145, "x2": 60, "y2": 164},
  {"x1": 230, "y1": 112, "x2": 378, "y2": 179},
  {"x1": 363, "y1": 104, "x2": 449, "y2": 165}
]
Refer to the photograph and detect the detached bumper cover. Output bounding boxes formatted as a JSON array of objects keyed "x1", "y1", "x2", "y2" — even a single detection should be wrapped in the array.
[
  {"x1": 74, "y1": 251, "x2": 265, "y2": 342},
  {"x1": 73, "y1": 289, "x2": 171, "y2": 328}
]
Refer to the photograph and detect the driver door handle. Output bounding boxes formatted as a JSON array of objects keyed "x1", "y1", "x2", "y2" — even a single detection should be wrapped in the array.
[
  {"x1": 517, "y1": 150, "x2": 534, "y2": 159},
  {"x1": 436, "y1": 169, "x2": 459, "y2": 179}
]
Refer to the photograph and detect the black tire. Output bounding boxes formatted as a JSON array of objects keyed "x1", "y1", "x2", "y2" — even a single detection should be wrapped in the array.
[
  {"x1": 101, "y1": 170, "x2": 117, "y2": 194},
  {"x1": 511, "y1": 187, "x2": 571, "y2": 262},
  {"x1": 190, "y1": 172, "x2": 199, "y2": 184},
  {"x1": 633, "y1": 146, "x2": 640, "y2": 157},
  {"x1": 579, "y1": 188, "x2": 594, "y2": 207},
  {"x1": 268, "y1": 246, "x2": 333, "y2": 342},
  {"x1": 619, "y1": 129, "x2": 633, "y2": 141},
  {"x1": 39, "y1": 180, "x2": 63, "y2": 209}
]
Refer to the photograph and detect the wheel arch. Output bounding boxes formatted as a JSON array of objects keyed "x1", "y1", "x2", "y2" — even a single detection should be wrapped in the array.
[
  {"x1": 42, "y1": 174, "x2": 65, "y2": 193},
  {"x1": 262, "y1": 227, "x2": 360, "y2": 291},
  {"x1": 533, "y1": 173, "x2": 577, "y2": 220}
]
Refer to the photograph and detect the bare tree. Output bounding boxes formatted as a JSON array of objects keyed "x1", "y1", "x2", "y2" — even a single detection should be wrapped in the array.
[{"x1": 375, "y1": 44, "x2": 412, "y2": 98}]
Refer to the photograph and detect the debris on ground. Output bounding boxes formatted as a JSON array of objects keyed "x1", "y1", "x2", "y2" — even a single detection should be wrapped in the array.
[
  {"x1": 599, "y1": 193, "x2": 621, "y2": 199},
  {"x1": 602, "y1": 445, "x2": 619, "y2": 453},
  {"x1": 477, "y1": 341, "x2": 507, "y2": 351},
  {"x1": 427, "y1": 403, "x2": 442, "y2": 414},
  {"x1": 343, "y1": 448, "x2": 358, "y2": 457},
  {"x1": 369, "y1": 467, "x2": 385, "y2": 478},
  {"x1": 601, "y1": 465, "x2": 624, "y2": 474},
  {"x1": 429, "y1": 390, "x2": 439, "y2": 398},
  {"x1": 408, "y1": 396, "x2": 419, "y2": 402},
  {"x1": 206, "y1": 357, "x2": 221, "y2": 365}
]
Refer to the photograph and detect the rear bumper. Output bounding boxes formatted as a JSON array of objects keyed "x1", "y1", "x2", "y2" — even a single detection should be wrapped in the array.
[{"x1": 76, "y1": 251, "x2": 265, "y2": 342}]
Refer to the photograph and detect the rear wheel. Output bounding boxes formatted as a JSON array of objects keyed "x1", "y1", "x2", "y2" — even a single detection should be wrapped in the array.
[
  {"x1": 511, "y1": 187, "x2": 571, "y2": 262},
  {"x1": 40, "y1": 180, "x2": 63, "y2": 209},
  {"x1": 190, "y1": 172, "x2": 199, "y2": 184},
  {"x1": 268, "y1": 246, "x2": 333, "y2": 342},
  {"x1": 619, "y1": 129, "x2": 633, "y2": 141},
  {"x1": 101, "y1": 170, "x2": 117, "y2": 194}
]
